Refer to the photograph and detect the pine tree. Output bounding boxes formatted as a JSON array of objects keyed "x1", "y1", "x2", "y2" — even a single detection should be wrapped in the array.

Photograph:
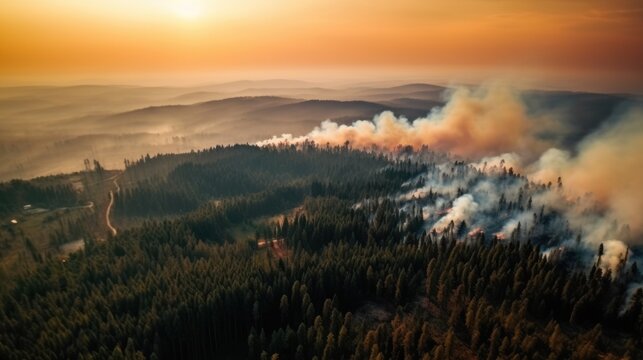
[
  {"x1": 322, "y1": 333, "x2": 336, "y2": 360},
  {"x1": 444, "y1": 327, "x2": 455, "y2": 360},
  {"x1": 548, "y1": 324, "x2": 564, "y2": 355},
  {"x1": 280, "y1": 295, "x2": 290, "y2": 326}
]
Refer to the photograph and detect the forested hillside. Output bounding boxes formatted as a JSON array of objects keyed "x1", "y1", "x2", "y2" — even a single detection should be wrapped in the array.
[
  {"x1": 0, "y1": 145, "x2": 641, "y2": 359},
  {"x1": 115, "y1": 144, "x2": 423, "y2": 217}
]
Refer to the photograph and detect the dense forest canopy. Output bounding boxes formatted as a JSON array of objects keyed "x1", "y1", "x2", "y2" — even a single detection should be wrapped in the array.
[
  {"x1": 0, "y1": 144, "x2": 641, "y2": 359},
  {"x1": 115, "y1": 144, "x2": 422, "y2": 217}
]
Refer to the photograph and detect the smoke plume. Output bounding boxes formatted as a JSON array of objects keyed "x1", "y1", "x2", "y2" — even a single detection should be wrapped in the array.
[
  {"x1": 528, "y1": 108, "x2": 643, "y2": 236},
  {"x1": 259, "y1": 84, "x2": 549, "y2": 159},
  {"x1": 597, "y1": 240, "x2": 630, "y2": 274},
  {"x1": 259, "y1": 82, "x2": 643, "y2": 294},
  {"x1": 260, "y1": 84, "x2": 643, "y2": 242},
  {"x1": 432, "y1": 194, "x2": 479, "y2": 231}
]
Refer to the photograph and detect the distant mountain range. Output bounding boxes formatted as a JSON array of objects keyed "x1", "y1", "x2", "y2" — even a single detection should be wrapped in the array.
[{"x1": 0, "y1": 81, "x2": 637, "y2": 180}]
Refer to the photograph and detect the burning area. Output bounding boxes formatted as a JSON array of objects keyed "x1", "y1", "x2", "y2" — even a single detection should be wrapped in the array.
[{"x1": 260, "y1": 83, "x2": 643, "y2": 301}]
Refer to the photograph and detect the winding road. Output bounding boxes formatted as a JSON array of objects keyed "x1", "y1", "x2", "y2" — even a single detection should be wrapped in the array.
[{"x1": 105, "y1": 176, "x2": 120, "y2": 236}]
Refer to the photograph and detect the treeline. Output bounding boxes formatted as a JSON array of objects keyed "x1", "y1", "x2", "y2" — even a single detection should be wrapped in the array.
[
  {"x1": 115, "y1": 144, "x2": 425, "y2": 217},
  {"x1": 0, "y1": 179, "x2": 78, "y2": 216}
]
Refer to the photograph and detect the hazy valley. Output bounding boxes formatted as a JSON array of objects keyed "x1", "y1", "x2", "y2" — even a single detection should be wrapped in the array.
[{"x1": 0, "y1": 81, "x2": 631, "y2": 180}]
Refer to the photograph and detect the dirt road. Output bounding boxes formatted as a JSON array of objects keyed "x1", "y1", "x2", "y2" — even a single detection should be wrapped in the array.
[{"x1": 105, "y1": 176, "x2": 120, "y2": 236}]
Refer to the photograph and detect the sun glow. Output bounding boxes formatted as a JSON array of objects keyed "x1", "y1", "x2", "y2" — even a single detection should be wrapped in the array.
[
  {"x1": 171, "y1": 1, "x2": 203, "y2": 20},
  {"x1": 1, "y1": 0, "x2": 641, "y2": 93}
]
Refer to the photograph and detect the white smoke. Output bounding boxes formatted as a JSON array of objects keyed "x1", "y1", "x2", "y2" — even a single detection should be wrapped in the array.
[
  {"x1": 258, "y1": 84, "x2": 642, "y2": 277},
  {"x1": 432, "y1": 194, "x2": 479, "y2": 231},
  {"x1": 597, "y1": 239, "x2": 630, "y2": 274},
  {"x1": 259, "y1": 84, "x2": 551, "y2": 159}
]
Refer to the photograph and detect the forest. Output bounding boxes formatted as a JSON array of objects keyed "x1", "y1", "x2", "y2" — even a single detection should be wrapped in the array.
[
  {"x1": 0, "y1": 179, "x2": 79, "y2": 216},
  {"x1": 0, "y1": 144, "x2": 641, "y2": 359}
]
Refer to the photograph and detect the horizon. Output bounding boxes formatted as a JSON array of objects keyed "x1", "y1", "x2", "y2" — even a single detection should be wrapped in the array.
[
  {"x1": 1, "y1": 74, "x2": 641, "y2": 97},
  {"x1": 2, "y1": 1, "x2": 643, "y2": 94}
]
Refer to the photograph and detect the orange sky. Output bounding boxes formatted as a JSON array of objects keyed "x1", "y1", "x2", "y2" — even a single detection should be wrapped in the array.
[{"x1": 1, "y1": 0, "x2": 642, "y2": 92}]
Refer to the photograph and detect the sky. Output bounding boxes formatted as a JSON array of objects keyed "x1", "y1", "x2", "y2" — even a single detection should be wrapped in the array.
[{"x1": 1, "y1": 0, "x2": 642, "y2": 92}]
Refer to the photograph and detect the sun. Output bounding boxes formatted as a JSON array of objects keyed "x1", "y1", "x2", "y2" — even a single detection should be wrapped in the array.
[{"x1": 171, "y1": 1, "x2": 203, "y2": 20}]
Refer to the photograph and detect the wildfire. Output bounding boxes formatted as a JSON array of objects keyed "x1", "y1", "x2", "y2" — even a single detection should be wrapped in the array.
[{"x1": 468, "y1": 227, "x2": 484, "y2": 237}]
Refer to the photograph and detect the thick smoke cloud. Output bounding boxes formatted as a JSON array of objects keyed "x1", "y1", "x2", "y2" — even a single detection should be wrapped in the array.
[
  {"x1": 259, "y1": 85, "x2": 549, "y2": 159},
  {"x1": 527, "y1": 108, "x2": 643, "y2": 238},
  {"x1": 260, "y1": 85, "x2": 643, "y2": 243},
  {"x1": 561, "y1": 110, "x2": 643, "y2": 234},
  {"x1": 259, "y1": 83, "x2": 643, "y2": 298}
]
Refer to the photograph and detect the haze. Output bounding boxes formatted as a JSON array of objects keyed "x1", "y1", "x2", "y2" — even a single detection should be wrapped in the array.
[
  {"x1": 1, "y1": 0, "x2": 642, "y2": 203},
  {"x1": 1, "y1": 0, "x2": 642, "y2": 93}
]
